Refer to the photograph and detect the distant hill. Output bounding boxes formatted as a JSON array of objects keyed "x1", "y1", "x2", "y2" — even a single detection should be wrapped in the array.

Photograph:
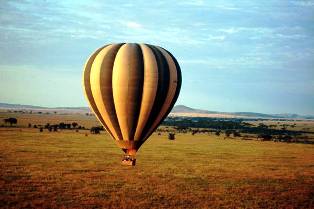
[
  {"x1": 1, "y1": 102, "x2": 313, "y2": 119},
  {"x1": 171, "y1": 105, "x2": 314, "y2": 119},
  {"x1": 0, "y1": 103, "x2": 90, "y2": 114},
  {"x1": 0, "y1": 103, "x2": 45, "y2": 109},
  {"x1": 172, "y1": 105, "x2": 218, "y2": 114}
]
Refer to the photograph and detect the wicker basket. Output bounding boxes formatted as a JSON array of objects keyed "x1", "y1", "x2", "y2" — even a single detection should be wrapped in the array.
[{"x1": 121, "y1": 155, "x2": 136, "y2": 166}]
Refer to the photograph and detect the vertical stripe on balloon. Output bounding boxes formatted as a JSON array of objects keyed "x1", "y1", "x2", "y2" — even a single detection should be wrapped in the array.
[
  {"x1": 142, "y1": 46, "x2": 179, "y2": 142},
  {"x1": 134, "y1": 44, "x2": 159, "y2": 141},
  {"x1": 83, "y1": 45, "x2": 115, "y2": 139},
  {"x1": 112, "y1": 44, "x2": 144, "y2": 141},
  {"x1": 139, "y1": 44, "x2": 170, "y2": 141},
  {"x1": 90, "y1": 44, "x2": 123, "y2": 140}
]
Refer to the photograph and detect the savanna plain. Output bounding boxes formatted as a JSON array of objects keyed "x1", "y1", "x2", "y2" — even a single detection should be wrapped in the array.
[{"x1": 0, "y1": 112, "x2": 313, "y2": 209}]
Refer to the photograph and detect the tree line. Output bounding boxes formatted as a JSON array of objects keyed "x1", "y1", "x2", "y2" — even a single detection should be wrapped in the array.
[{"x1": 162, "y1": 117, "x2": 313, "y2": 144}]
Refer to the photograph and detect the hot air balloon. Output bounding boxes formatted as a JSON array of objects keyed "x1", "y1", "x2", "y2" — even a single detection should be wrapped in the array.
[{"x1": 83, "y1": 43, "x2": 182, "y2": 165}]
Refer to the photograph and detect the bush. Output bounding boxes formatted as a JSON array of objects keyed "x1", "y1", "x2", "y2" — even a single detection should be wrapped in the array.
[
  {"x1": 90, "y1": 126, "x2": 102, "y2": 134},
  {"x1": 225, "y1": 130, "x2": 232, "y2": 138},
  {"x1": 44, "y1": 123, "x2": 50, "y2": 129},
  {"x1": 233, "y1": 131, "x2": 241, "y2": 137},
  {"x1": 72, "y1": 122, "x2": 78, "y2": 129},
  {"x1": 3, "y1": 118, "x2": 17, "y2": 126},
  {"x1": 168, "y1": 133, "x2": 175, "y2": 140},
  {"x1": 277, "y1": 135, "x2": 293, "y2": 143},
  {"x1": 258, "y1": 134, "x2": 272, "y2": 141}
]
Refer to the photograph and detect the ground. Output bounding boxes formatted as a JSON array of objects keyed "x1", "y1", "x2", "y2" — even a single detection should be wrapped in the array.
[{"x1": 0, "y1": 125, "x2": 313, "y2": 208}]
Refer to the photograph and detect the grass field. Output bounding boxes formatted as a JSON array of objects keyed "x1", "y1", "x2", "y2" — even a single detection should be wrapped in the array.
[
  {"x1": 0, "y1": 111, "x2": 99, "y2": 129},
  {"x1": 1, "y1": 122, "x2": 314, "y2": 208}
]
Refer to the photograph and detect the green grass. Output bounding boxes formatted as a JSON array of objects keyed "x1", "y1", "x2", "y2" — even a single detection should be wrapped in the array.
[{"x1": 1, "y1": 128, "x2": 313, "y2": 209}]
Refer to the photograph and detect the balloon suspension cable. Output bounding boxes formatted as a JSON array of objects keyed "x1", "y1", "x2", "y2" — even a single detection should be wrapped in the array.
[{"x1": 121, "y1": 149, "x2": 137, "y2": 166}]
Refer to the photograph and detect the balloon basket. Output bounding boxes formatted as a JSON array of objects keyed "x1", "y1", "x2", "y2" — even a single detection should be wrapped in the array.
[{"x1": 121, "y1": 155, "x2": 136, "y2": 166}]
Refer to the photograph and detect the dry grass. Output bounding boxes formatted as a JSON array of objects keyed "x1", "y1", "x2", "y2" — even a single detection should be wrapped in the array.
[
  {"x1": 0, "y1": 111, "x2": 99, "y2": 129},
  {"x1": 1, "y1": 126, "x2": 314, "y2": 209}
]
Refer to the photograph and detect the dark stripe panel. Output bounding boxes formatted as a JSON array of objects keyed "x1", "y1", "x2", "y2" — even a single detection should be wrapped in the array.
[
  {"x1": 83, "y1": 45, "x2": 116, "y2": 138},
  {"x1": 127, "y1": 43, "x2": 144, "y2": 140},
  {"x1": 139, "y1": 44, "x2": 170, "y2": 140},
  {"x1": 163, "y1": 48, "x2": 182, "y2": 106}
]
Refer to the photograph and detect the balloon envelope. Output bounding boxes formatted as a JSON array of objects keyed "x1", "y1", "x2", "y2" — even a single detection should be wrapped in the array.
[{"x1": 83, "y1": 43, "x2": 182, "y2": 155}]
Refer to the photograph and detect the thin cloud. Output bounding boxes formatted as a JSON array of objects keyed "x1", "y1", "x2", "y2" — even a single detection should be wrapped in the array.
[
  {"x1": 125, "y1": 21, "x2": 143, "y2": 29},
  {"x1": 218, "y1": 27, "x2": 240, "y2": 34},
  {"x1": 179, "y1": 0, "x2": 205, "y2": 6},
  {"x1": 206, "y1": 35, "x2": 226, "y2": 41},
  {"x1": 215, "y1": 5, "x2": 241, "y2": 11},
  {"x1": 291, "y1": 0, "x2": 314, "y2": 7},
  {"x1": 179, "y1": 1, "x2": 241, "y2": 10}
]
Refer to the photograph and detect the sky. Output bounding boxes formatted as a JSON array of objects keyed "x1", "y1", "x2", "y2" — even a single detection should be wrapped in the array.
[{"x1": 0, "y1": 0, "x2": 313, "y2": 115}]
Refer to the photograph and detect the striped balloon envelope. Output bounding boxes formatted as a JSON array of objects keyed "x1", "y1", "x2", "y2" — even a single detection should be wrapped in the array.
[{"x1": 83, "y1": 43, "x2": 182, "y2": 164}]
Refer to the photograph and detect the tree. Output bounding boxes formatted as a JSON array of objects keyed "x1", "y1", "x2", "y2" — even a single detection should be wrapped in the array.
[
  {"x1": 233, "y1": 131, "x2": 241, "y2": 137},
  {"x1": 278, "y1": 135, "x2": 293, "y2": 143},
  {"x1": 258, "y1": 123, "x2": 268, "y2": 129},
  {"x1": 192, "y1": 130, "x2": 198, "y2": 135},
  {"x1": 44, "y1": 123, "x2": 50, "y2": 129},
  {"x1": 90, "y1": 126, "x2": 101, "y2": 134},
  {"x1": 258, "y1": 134, "x2": 272, "y2": 141},
  {"x1": 168, "y1": 133, "x2": 175, "y2": 140},
  {"x1": 4, "y1": 118, "x2": 17, "y2": 126},
  {"x1": 59, "y1": 122, "x2": 66, "y2": 129},
  {"x1": 72, "y1": 122, "x2": 78, "y2": 129},
  {"x1": 225, "y1": 130, "x2": 232, "y2": 138}
]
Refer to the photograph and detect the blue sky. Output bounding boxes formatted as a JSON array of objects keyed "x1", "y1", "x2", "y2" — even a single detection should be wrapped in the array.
[{"x1": 0, "y1": 0, "x2": 313, "y2": 114}]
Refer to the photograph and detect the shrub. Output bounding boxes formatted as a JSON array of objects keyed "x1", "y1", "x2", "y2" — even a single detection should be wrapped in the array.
[
  {"x1": 168, "y1": 133, "x2": 175, "y2": 140},
  {"x1": 72, "y1": 122, "x2": 78, "y2": 129},
  {"x1": 90, "y1": 126, "x2": 102, "y2": 134},
  {"x1": 3, "y1": 118, "x2": 17, "y2": 126},
  {"x1": 225, "y1": 130, "x2": 232, "y2": 138},
  {"x1": 258, "y1": 134, "x2": 272, "y2": 141},
  {"x1": 233, "y1": 131, "x2": 241, "y2": 137}
]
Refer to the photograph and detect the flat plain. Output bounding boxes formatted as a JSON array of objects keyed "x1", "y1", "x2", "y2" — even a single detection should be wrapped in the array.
[{"x1": 0, "y1": 112, "x2": 314, "y2": 208}]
